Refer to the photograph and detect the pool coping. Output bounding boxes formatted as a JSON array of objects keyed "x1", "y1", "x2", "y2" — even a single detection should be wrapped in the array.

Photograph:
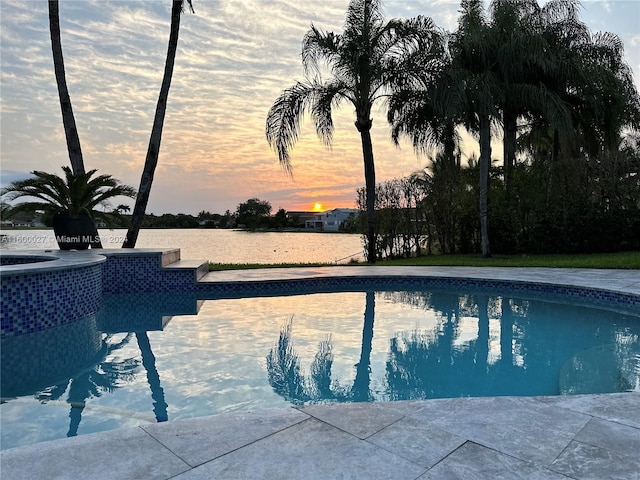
[
  {"x1": 200, "y1": 265, "x2": 640, "y2": 296},
  {"x1": 0, "y1": 250, "x2": 106, "y2": 275}
]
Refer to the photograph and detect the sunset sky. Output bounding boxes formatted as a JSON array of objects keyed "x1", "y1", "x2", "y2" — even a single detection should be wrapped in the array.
[{"x1": 1, "y1": 0, "x2": 638, "y2": 215}]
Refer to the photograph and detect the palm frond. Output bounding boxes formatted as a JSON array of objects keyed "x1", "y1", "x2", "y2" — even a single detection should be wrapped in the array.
[
  {"x1": 302, "y1": 25, "x2": 341, "y2": 78},
  {"x1": 1, "y1": 166, "x2": 135, "y2": 221},
  {"x1": 311, "y1": 79, "x2": 349, "y2": 146},
  {"x1": 265, "y1": 81, "x2": 319, "y2": 175},
  {"x1": 344, "y1": 0, "x2": 384, "y2": 39}
]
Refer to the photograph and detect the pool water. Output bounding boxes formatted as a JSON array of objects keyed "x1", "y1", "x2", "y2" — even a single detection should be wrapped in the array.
[{"x1": 1, "y1": 288, "x2": 639, "y2": 450}]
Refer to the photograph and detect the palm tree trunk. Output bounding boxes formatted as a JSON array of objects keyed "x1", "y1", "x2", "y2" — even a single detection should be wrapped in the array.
[
  {"x1": 49, "y1": 0, "x2": 85, "y2": 176},
  {"x1": 124, "y1": 0, "x2": 183, "y2": 248},
  {"x1": 357, "y1": 121, "x2": 376, "y2": 263},
  {"x1": 49, "y1": 1, "x2": 103, "y2": 248},
  {"x1": 479, "y1": 115, "x2": 492, "y2": 258},
  {"x1": 503, "y1": 111, "x2": 517, "y2": 199}
]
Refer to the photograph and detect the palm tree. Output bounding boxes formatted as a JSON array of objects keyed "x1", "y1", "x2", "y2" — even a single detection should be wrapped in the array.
[
  {"x1": 389, "y1": 0, "x2": 499, "y2": 257},
  {"x1": 2, "y1": 167, "x2": 135, "y2": 223},
  {"x1": 388, "y1": 0, "x2": 588, "y2": 256},
  {"x1": 124, "y1": 0, "x2": 194, "y2": 248},
  {"x1": 266, "y1": 0, "x2": 443, "y2": 263},
  {"x1": 48, "y1": 0, "x2": 85, "y2": 176},
  {"x1": 487, "y1": 0, "x2": 577, "y2": 198},
  {"x1": 448, "y1": 0, "x2": 504, "y2": 257},
  {"x1": 2, "y1": 167, "x2": 135, "y2": 249}
]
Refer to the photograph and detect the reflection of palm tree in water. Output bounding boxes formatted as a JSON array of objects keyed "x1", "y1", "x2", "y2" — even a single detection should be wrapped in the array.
[
  {"x1": 135, "y1": 331, "x2": 168, "y2": 422},
  {"x1": 266, "y1": 291, "x2": 376, "y2": 404},
  {"x1": 351, "y1": 291, "x2": 375, "y2": 402},
  {"x1": 36, "y1": 333, "x2": 143, "y2": 437},
  {"x1": 386, "y1": 294, "x2": 496, "y2": 400}
]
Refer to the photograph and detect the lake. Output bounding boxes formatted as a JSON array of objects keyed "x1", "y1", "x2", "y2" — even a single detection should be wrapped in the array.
[{"x1": 0, "y1": 229, "x2": 365, "y2": 264}]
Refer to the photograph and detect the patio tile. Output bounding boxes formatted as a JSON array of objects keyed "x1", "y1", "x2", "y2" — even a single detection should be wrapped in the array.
[
  {"x1": 366, "y1": 416, "x2": 466, "y2": 468},
  {"x1": 574, "y1": 417, "x2": 640, "y2": 459},
  {"x1": 550, "y1": 440, "x2": 640, "y2": 480},
  {"x1": 423, "y1": 396, "x2": 591, "y2": 465},
  {"x1": 0, "y1": 426, "x2": 190, "y2": 480},
  {"x1": 172, "y1": 417, "x2": 426, "y2": 480},
  {"x1": 419, "y1": 441, "x2": 568, "y2": 479},
  {"x1": 297, "y1": 401, "x2": 405, "y2": 439},
  {"x1": 141, "y1": 407, "x2": 309, "y2": 467},
  {"x1": 541, "y1": 392, "x2": 640, "y2": 428}
]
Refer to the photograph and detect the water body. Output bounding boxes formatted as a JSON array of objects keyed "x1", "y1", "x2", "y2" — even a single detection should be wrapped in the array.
[{"x1": 0, "y1": 229, "x2": 365, "y2": 264}]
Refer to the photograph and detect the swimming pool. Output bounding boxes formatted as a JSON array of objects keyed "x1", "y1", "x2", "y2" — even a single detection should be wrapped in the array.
[{"x1": 1, "y1": 284, "x2": 639, "y2": 450}]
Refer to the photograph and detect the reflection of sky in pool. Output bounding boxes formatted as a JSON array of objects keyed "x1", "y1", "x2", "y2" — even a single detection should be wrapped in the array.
[{"x1": 1, "y1": 289, "x2": 639, "y2": 450}]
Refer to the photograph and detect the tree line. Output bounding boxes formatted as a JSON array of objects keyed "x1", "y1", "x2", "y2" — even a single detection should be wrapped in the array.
[
  {"x1": 266, "y1": 0, "x2": 640, "y2": 261},
  {"x1": 128, "y1": 198, "x2": 316, "y2": 230},
  {"x1": 356, "y1": 132, "x2": 640, "y2": 259}
]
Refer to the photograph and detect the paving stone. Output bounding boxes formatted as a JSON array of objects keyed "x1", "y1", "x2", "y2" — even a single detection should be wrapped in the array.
[
  {"x1": 297, "y1": 401, "x2": 405, "y2": 439},
  {"x1": 0, "y1": 426, "x2": 190, "y2": 480},
  {"x1": 541, "y1": 392, "x2": 640, "y2": 428},
  {"x1": 423, "y1": 396, "x2": 591, "y2": 465},
  {"x1": 419, "y1": 441, "x2": 568, "y2": 479},
  {"x1": 141, "y1": 407, "x2": 309, "y2": 467},
  {"x1": 550, "y1": 440, "x2": 640, "y2": 480},
  {"x1": 574, "y1": 417, "x2": 640, "y2": 460},
  {"x1": 172, "y1": 417, "x2": 426, "y2": 480},
  {"x1": 366, "y1": 416, "x2": 466, "y2": 468}
]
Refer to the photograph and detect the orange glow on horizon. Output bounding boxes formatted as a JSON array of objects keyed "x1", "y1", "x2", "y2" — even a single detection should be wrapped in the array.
[{"x1": 313, "y1": 202, "x2": 323, "y2": 212}]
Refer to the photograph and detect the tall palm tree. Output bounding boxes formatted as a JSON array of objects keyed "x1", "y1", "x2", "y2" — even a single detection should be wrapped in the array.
[
  {"x1": 487, "y1": 0, "x2": 576, "y2": 197},
  {"x1": 48, "y1": 0, "x2": 85, "y2": 176},
  {"x1": 124, "y1": 0, "x2": 194, "y2": 248},
  {"x1": 48, "y1": 0, "x2": 109, "y2": 247},
  {"x1": 448, "y1": 0, "x2": 502, "y2": 257},
  {"x1": 389, "y1": 0, "x2": 584, "y2": 256},
  {"x1": 517, "y1": 0, "x2": 640, "y2": 204},
  {"x1": 265, "y1": 0, "x2": 442, "y2": 263},
  {"x1": 391, "y1": 0, "x2": 499, "y2": 257}
]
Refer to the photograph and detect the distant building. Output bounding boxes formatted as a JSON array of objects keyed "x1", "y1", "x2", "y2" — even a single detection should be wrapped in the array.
[
  {"x1": 286, "y1": 211, "x2": 317, "y2": 228},
  {"x1": 305, "y1": 208, "x2": 358, "y2": 232}
]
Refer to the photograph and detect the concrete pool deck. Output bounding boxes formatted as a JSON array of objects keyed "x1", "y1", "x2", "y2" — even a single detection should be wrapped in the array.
[{"x1": 2, "y1": 267, "x2": 640, "y2": 479}]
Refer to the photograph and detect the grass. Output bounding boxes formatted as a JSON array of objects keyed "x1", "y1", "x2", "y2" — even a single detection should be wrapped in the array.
[{"x1": 209, "y1": 251, "x2": 640, "y2": 271}]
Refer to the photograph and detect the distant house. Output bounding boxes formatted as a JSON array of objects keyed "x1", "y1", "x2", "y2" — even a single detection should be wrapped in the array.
[
  {"x1": 305, "y1": 208, "x2": 358, "y2": 232},
  {"x1": 1, "y1": 211, "x2": 46, "y2": 228},
  {"x1": 286, "y1": 211, "x2": 317, "y2": 228},
  {"x1": 2, "y1": 214, "x2": 34, "y2": 227}
]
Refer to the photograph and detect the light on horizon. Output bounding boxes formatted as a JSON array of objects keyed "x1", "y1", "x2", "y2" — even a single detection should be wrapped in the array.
[{"x1": 313, "y1": 202, "x2": 323, "y2": 212}]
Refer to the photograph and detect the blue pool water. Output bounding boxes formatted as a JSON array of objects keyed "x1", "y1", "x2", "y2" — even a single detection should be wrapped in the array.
[{"x1": 1, "y1": 287, "x2": 639, "y2": 450}]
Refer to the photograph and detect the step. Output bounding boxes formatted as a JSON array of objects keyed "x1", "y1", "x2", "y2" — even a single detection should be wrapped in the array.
[
  {"x1": 163, "y1": 259, "x2": 209, "y2": 281},
  {"x1": 160, "y1": 249, "x2": 181, "y2": 266}
]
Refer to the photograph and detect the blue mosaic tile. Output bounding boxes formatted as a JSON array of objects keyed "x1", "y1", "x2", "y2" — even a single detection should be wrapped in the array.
[
  {"x1": 191, "y1": 276, "x2": 640, "y2": 316},
  {"x1": 1, "y1": 265, "x2": 102, "y2": 339},
  {"x1": 101, "y1": 255, "x2": 197, "y2": 293}
]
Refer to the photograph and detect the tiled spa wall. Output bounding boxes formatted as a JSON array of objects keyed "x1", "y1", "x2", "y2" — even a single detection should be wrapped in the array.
[{"x1": 1, "y1": 264, "x2": 103, "y2": 339}]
